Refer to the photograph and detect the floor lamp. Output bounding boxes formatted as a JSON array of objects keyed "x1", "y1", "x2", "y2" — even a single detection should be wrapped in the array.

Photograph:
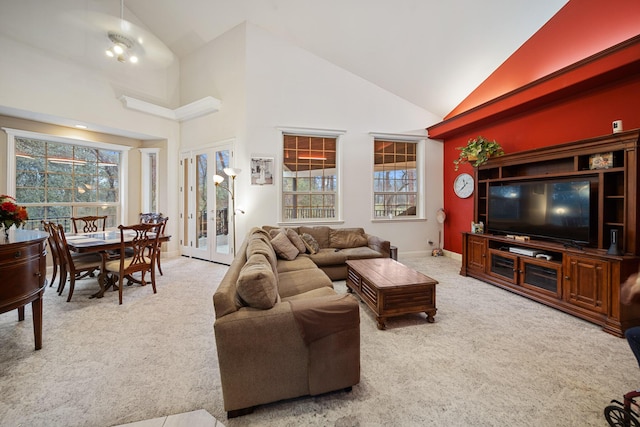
[{"x1": 213, "y1": 167, "x2": 241, "y2": 256}]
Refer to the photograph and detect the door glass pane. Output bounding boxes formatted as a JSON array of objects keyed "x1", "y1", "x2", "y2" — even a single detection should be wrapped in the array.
[
  {"x1": 215, "y1": 150, "x2": 231, "y2": 255},
  {"x1": 196, "y1": 153, "x2": 207, "y2": 250},
  {"x1": 182, "y1": 158, "x2": 189, "y2": 246}
]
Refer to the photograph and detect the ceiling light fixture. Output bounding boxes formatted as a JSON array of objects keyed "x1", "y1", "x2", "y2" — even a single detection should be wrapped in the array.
[{"x1": 105, "y1": 0, "x2": 139, "y2": 64}]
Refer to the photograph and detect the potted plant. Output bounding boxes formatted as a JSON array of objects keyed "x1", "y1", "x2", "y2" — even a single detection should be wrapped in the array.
[{"x1": 454, "y1": 136, "x2": 504, "y2": 170}]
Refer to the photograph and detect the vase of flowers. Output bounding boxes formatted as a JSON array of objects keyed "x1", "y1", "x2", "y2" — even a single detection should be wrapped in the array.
[
  {"x1": 453, "y1": 136, "x2": 504, "y2": 171},
  {"x1": 0, "y1": 195, "x2": 29, "y2": 238}
]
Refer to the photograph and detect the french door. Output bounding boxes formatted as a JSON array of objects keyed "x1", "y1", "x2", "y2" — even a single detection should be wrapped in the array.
[{"x1": 180, "y1": 143, "x2": 235, "y2": 265}]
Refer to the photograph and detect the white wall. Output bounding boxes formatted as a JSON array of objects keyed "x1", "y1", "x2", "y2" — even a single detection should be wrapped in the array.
[
  {"x1": 0, "y1": 13, "x2": 445, "y2": 255},
  {"x1": 0, "y1": 34, "x2": 182, "y2": 253},
  {"x1": 180, "y1": 23, "x2": 247, "y2": 148},
  {"x1": 180, "y1": 22, "x2": 444, "y2": 253}
]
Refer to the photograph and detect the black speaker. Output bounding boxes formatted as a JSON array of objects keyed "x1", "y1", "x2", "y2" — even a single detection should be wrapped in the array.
[{"x1": 607, "y1": 229, "x2": 622, "y2": 256}]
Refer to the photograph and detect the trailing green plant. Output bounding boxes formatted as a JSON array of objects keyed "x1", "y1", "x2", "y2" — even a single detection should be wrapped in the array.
[{"x1": 453, "y1": 136, "x2": 504, "y2": 170}]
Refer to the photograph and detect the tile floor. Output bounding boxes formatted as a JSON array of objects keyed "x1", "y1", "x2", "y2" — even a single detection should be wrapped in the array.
[{"x1": 113, "y1": 409, "x2": 224, "y2": 427}]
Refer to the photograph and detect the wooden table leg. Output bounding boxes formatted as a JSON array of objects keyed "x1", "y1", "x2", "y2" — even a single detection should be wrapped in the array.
[
  {"x1": 32, "y1": 297, "x2": 43, "y2": 350},
  {"x1": 426, "y1": 311, "x2": 436, "y2": 323},
  {"x1": 18, "y1": 306, "x2": 25, "y2": 321}
]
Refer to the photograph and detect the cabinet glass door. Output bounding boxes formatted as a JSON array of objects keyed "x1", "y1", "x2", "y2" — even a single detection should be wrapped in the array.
[
  {"x1": 489, "y1": 251, "x2": 517, "y2": 283},
  {"x1": 521, "y1": 261, "x2": 561, "y2": 297}
]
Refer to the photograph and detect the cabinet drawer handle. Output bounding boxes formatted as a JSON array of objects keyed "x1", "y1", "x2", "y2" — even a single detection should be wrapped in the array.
[
  {"x1": 34, "y1": 272, "x2": 42, "y2": 278},
  {"x1": 564, "y1": 276, "x2": 570, "y2": 280},
  {"x1": 14, "y1": 250, "x2": 22, "y2": 258}
]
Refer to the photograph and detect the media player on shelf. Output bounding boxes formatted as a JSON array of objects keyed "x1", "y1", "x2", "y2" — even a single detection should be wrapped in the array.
[{"x1": 508, "y1": 247, "x2": 541, "y2": 257}]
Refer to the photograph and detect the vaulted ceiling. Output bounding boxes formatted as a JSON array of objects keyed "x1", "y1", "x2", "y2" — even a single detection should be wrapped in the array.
[{"x1": 1, "y1": 0, "x2": 568, "y2": 118}]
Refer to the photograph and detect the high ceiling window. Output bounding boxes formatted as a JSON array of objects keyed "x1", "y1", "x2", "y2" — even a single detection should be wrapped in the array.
[
  {"x1": 282, "y1": 133, "x2": 338, "y2": 221},
  {"x1": 373, "y1": 139, "x2": 418, "y2": 218}
]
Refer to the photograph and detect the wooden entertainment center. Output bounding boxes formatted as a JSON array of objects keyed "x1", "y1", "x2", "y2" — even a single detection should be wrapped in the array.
[{"x1": 460, "y1": 129, "x2": 640, "y2": 336}]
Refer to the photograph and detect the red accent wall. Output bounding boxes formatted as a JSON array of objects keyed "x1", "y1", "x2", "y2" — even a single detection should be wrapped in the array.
[
  {"x1": 441, "y1": 75, "x2": 640, "y2": 254},
  {"x1": 428, "y1": 0, "x2": 640, "y2": 255}
]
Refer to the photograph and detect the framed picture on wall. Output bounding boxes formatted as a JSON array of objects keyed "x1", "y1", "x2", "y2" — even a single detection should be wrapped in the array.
[{"x1": 250, "y1": 157, "x2": 274, "y2": 185}]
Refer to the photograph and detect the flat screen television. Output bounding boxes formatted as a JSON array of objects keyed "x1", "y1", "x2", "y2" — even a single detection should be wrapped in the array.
[{"x1": 487, "y1": 178, "x2": 595, "y2": 245}]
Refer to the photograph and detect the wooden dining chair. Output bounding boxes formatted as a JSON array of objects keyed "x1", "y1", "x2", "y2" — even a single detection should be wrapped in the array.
[
  {"x1": 71, "y1": 215, "x2": 107, "y2": 233},
  {"x1": 139, "y1": 213, "x2": 168, "y2": 275},
  {"x1": 104, "y1": 223, "x2": 161, "y2": 305},
  {"x1": 41, "y1": 220, "x2": 63, "y2": 290},
  {"x1": 52, "y1": 223, "x2": 102, "y2": 302}
]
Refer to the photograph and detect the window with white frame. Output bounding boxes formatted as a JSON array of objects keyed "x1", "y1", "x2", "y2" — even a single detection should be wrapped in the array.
[
  {"x1": 282, "y1": 132, "x2": 339, "y2": 221},
  {"x1": 4, "y1": 128, "x2": 128, "y2": 231},
  {"x1": 373, "y1": 138, "x2": 419, "y2": 218}
]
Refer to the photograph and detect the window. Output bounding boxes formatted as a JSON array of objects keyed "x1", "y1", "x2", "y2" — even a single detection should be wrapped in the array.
[
  {"x1": 140, "y1": 148, "x2": 159, "y2": 213},
  {"x1": 282, "y1": 132, "x2": 339, "y2": 221},
  {"x1": 5, "y1": 128, "x2": 128, "y2": 231},
  {"x1": 373, "y1": 139, "x2": 419, "y2": 218}
]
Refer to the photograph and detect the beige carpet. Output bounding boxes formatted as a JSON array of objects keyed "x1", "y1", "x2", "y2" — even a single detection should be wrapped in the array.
[{"x1": 0, "y1": 254, "x2": 636, "y2": 426}]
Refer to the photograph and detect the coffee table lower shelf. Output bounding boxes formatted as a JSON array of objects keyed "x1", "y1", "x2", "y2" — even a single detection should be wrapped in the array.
[{"x1": 346, "y1": 258, "x2": 438, "y2": 330}]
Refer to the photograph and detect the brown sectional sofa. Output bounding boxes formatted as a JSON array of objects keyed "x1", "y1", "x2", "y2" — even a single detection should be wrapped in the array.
[
  {"x1": 214, "y1": 226, "x2": 388, "y2": 417},
  {"x1": 263, "y1": 225, "x2": 391, "y2": 280}
]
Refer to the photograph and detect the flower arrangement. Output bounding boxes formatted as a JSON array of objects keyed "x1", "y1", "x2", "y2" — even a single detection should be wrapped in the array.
[
  {"x1": 453, "y1": 136, "x2": 504, "y2": 171},
  {"x1": 0, "y1": 194, "x2": 29, "y2": 231}
]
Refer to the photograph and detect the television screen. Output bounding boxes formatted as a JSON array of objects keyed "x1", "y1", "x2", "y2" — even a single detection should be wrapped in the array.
[{"x1": 487, "y1": 179, "x2": 593, "y2": 244}]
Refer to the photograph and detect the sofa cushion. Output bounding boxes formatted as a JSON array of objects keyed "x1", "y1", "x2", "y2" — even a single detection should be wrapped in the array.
[
  {"x1": 281, "y1": 286, "x2": 337, "y2": 301},
  {"x1": 246, "y1": 229, "x2": 278, "y2": 274},
  {"x1": 299, "y1": 226, "x2": 330, "y2": 248},
  {"x1": 340, "y1": 246, "x2": 385, "y2": 260},
  {"x1": 300, "y1": 233, "x2": 320, "y2": 254},
  {"x1": 236, "y1": 253, "x2": 279, "y2": 309},
  {"x1": 308, "y1": 248, "x2": 347, "y2": 266},
  {"x1": 276, "y1": 256, "x2": 317, "y2": 273},
  {"x1": 286, "y1": 228, "x2": 307, "y2": 253},
  {"x1": 278, "y1": 268, "x2": 333, "y2": 299},
  {"x1": 271, "y1": 231, "x2": 300, "y2": 260},
  {"x1": 329, "y1": 228, "x2": 368, "y2": 249}
]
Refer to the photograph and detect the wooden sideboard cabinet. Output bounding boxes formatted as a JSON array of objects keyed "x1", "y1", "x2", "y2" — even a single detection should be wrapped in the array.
[
  {"x1": 0, "y1": 229, "x2": 48, "y2": 350},
  {"x1": 461, "y1": 130, "x2": 640, "y2": 336}
]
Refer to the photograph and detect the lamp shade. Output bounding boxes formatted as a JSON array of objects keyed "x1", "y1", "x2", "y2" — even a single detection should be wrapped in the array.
[
  {"x1": 213, "y1": 174, "x2": 224, "y2": 184},
  {"x1": 223, "y1": 168, "x2": 241, "y2": 178}
]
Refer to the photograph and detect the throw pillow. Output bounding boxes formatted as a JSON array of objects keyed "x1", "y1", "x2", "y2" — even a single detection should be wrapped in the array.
[
  {"x1": 268, "y1": 228, "x2": 282, "y2": 239},
  {"x1": 236, "y1": 253, "x2": 279, "y2": 309},
  {"x1": 271, "y1": 231, "x2": 300, "y2": 260},
  {"x1": 285, "y1": 228, "x2": 307, "y2": 253},
  {"x1": 246, "y1": 230, "x2": 278, "y2": 274},
  {"x1": 301, "y1": 233, "x2": 320, "y2": 254}
]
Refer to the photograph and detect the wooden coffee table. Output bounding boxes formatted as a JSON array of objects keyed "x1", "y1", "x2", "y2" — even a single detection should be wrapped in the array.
[{"x1": 346, "y1": 258, "x2": 438, "y2": 330}]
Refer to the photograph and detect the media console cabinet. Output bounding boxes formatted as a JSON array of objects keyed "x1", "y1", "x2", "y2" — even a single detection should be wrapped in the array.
[{"x1": 460, "y1": 129, "x2": 640, "y2": 337}]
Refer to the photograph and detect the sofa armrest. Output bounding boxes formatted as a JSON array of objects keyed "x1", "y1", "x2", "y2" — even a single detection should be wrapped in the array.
[
  {"x1": 288, "y1": 294, "x2": 359, "y2": 344},
  {"x1": 214, "y1": 302, "x2": 309, "y2": 411},
  {"x1": 214, "y1": 294, "x2": 360, "y2": 411},
  {"x1": 367, "y1": 234, "x2": 391, "y2": 258}
]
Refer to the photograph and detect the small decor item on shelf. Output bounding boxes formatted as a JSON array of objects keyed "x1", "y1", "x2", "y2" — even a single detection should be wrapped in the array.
[
  {"x1": 589, "y1": 152, "x2": 613, "y2": 170},
  {"x1": 0, "y1": 194, "x2": 29, "y2": 238},
  {"x1": 471, "y1": 221, "x2": 484, "y2": 234},
  {"x1": 454, "y1": 135, "x2": 504, "y2": 171}
]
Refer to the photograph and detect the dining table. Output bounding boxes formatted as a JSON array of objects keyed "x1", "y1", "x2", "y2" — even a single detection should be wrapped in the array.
[{"x1": 65, "y1": 229, "x2": 171, "y2": 298}]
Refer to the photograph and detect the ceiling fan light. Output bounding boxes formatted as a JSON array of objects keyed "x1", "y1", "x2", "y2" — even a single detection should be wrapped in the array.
[
  {"x1": 105, "y1": 49, "x2": 114, "y2": 57},
  {"x1": 129, "y1": 55, "x2": 138, "y2": 63},
  {"x1": 113, "y1": 44, "x2": 124, "y2": 55}
]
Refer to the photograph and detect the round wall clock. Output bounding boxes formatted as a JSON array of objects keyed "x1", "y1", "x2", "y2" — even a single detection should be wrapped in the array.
[{"x1": 453, "y1": 173, "x2": 474, "y2": 198}]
